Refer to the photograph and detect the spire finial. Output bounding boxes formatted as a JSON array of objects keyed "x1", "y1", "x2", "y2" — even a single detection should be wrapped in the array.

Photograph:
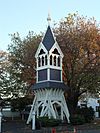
[{"x1": 47, "y1": 12, "x2": 51, "y2": 25}]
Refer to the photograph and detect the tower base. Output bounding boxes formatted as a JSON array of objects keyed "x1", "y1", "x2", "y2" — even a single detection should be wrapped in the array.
[{"x1": 27, "y1": 88, "x2": 70, "y2": 124}]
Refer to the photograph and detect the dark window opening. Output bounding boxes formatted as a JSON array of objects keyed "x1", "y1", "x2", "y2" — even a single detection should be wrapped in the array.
[
  {"x1": 45, "y1": 55, "x2": 47, "y2": 65},
  {"x1": 54, "y1": 56, "x2": 56, "y2": 66},
  {"x1": 42, "y1": 56, "x2": 44, "y2": 66},
  {"x1": 58, "y1": 56, "x2": 60, "y2": 67},
  {"x1": 52, "y1": 48, "x2": 60, "y2": 55},
  {"x1": 50, "y1": 55, "x2": 52, "y2": 65},
  {"x1": 38, "y1": 57, "x2": 41, "y2": 67},
  {"x1": 39, "y1": 49, "x2": 45, "y2": 55}
]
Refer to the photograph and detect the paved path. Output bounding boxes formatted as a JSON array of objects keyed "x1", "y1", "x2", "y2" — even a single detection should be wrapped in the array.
[{"x1": 1, "y1": 120, "x2": 100, "y2": 133}]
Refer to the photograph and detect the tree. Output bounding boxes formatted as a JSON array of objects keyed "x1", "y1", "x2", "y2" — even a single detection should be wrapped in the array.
[
  {"x1": 0, "y1": 50, "x2": 10, "y2": 97},
  {"x1": 54, "y1": 13, "x2": 100, "y2": 114},
  {"x1": 7, "y1": 32, "x2": 41, "y2": 97},
  {"x1": 7, "y1": 13, "x2": 100, "y2": 114}
]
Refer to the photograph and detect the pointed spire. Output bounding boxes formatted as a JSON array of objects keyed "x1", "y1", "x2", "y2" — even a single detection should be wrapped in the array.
[
  {"x1": 42, "y1": 26, "x2": 55, "y2": 51},
  {"x1": 47, "y1": 12, "x2": 51, "y2": 25}
]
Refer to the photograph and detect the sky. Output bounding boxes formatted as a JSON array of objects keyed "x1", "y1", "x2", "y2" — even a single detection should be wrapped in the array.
[{"x1": 0, "y1": 0, "x2": 100, "y2": 51}]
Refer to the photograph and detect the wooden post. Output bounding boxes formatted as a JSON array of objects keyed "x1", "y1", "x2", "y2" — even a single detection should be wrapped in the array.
[{"x1": 32, "y1": 111, "x2": 35, "y2": 130}]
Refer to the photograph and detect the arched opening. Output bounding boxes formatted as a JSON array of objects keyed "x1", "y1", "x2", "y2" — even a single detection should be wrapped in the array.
[
  {"x1": 45, "y1": 55, "x2": 47, "y2": 65},
  {"x1": 54, "y1": 56, "x2": 56, "y2": 66},
  {"x1": 50, "y1": 55, "x2": 52, "y2": 65},
  {"x1": 58, "y1": 56, "x2": 60, "y2": 67},
  {"x1": 38, "y1": 57, "x2": 41, "y2": 67},
  {"x1": 42, "y1": 56, "x2": 44, "y2": 66}
]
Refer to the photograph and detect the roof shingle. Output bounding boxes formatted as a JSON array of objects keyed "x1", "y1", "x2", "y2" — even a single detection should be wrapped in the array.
[{"x1": 42, "y1": 26, "x2": 55, "y2": 51}]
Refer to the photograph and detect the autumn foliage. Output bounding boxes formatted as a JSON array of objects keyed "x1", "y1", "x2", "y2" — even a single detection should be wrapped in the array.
[
  {"x1": 1, "y1": 13, "x2": 100, "y2": 112},
  {"x1": 54, "y1": 13, "x2": 100, "y2": 112}
]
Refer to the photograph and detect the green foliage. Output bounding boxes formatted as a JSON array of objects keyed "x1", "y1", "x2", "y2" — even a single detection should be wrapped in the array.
[
  {"x1": 37, "y1": 117, "x2": 60, "y2": 127},
  {"x1": 6, "y1": 32, "x2": 42, "y2": 97},
  {"x1": 70, "y1": 114, "x2": 85, "y2": 125},
  {"x1": 10, "y1": 96, "x2": 33, "y2": 112},
  {"x1": 0, "y1": 51, "x2": 10, "y2": 97},
  {"x1": 70, "y1": 106, "x2": 95, "y2": 125},
  {"x1": 76, "y1": 106, "x2": 95, "y2": 123}
]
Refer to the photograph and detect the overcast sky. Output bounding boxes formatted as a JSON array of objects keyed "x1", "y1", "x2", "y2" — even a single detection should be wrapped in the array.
[{"x1": 0, "y1": 0, "x2": 100, "y2": 51}]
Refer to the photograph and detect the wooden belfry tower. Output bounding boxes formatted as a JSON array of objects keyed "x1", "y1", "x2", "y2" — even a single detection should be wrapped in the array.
[{"x1": 27, "y1": 15, "x2": 70, "y2": 124}]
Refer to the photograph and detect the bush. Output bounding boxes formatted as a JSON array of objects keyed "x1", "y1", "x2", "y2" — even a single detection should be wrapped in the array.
[
  {"x1": 11, "y1": 96, "x2": 33, "y2": 112},
  {"x1": 37, "y1": 117, "x2": 60, "y2": 127},
  {"x1": 76, "y1": 106, "x2": 94, "y2": 123},
  {"x1": 70, "y1": 106, "x2": 95, "y2": 125},
  {"x1": 70, "y1": 115, "x2": 85, "y2": 125}
]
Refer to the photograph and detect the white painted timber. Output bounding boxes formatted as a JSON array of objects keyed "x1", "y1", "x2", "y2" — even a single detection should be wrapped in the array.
[
  {"x1": 27, "y1": 88, "x2": 70, "y2": 124},
  {"x1": 32, "y1": 111, "x2": 35, "y2": 130}
]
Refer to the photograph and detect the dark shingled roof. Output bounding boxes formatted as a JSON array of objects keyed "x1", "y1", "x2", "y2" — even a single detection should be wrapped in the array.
[
  {"x1": 42, "y1": 26, "x2": 55, "y2": 51},
  {"x1": 31, "y1": 81, "x2": 69, "y2": 91}
]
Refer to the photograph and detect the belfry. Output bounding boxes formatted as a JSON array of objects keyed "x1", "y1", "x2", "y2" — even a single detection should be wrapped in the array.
[{"x1": 27, "y1": 15, "x2": 70, "y2": 124}]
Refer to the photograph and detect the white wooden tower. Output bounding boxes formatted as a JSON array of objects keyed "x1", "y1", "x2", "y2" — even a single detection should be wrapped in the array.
[{"x1": 27, "y1": 15, "x2": 70, "y2": 124}]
